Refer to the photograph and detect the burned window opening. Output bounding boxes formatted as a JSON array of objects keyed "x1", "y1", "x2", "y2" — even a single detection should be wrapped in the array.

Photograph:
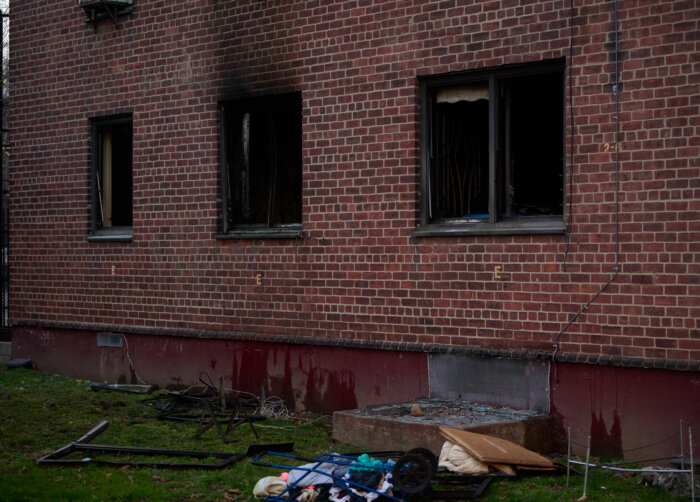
[
  {"x1": 500, "y1": 72, "x2": 564, "y2": 218},
  {"x1": 91, "y1": 115, "x2": 133, "y2": 235},
  {"x1": 430, "y1": 86, "x2": 490, "y2": 220},
  {"x1": 221, "y1": 93, "x2": 302, "y2": 235},
  {"x1": 420, "y1": 61, "x2": 565, "y2": 235}
]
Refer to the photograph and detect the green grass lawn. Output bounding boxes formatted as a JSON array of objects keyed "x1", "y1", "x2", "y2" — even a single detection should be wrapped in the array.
[{"x1": 0, "y1": 367, "x2": 688, "y2": 501}]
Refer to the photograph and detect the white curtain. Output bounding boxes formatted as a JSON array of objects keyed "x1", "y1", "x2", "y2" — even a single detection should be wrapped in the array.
[{"x1": 436, "y1": 83, "x2": 488, "y2": 103}]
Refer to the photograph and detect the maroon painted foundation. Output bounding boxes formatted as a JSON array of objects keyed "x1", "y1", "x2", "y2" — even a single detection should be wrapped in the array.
[
  {"x1": 550, "y1": 362, "x2": 700, "y2": 460},
  {"x1": 10, "y1": 326, "x2": 428, "y2": 414},
  {"x1": 11, "y1": 326, "x2": 698, "y2": 460}
]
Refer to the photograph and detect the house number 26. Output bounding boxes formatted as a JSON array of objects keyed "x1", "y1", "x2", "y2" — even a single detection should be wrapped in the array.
[{"x1": 603, "y1": 142, "x2": 623, "y2": 152}]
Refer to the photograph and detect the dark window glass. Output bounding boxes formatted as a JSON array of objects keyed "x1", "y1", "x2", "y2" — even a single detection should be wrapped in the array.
[
  {"x1": 499, "y1": 72, "x2": 563, "y2": 217},
  {"x1": 92, "y1": 115, "x2": 132, "y2": 233},
  {"x1": 222, "y1": 93, "x2": 302, "y2": 232}
]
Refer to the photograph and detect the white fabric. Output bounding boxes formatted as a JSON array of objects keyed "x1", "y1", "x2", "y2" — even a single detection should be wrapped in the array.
[
  {"x1": 438, "y1": 440, "x2": 490, "y2": 474},
  {"x1": 328, "y1": 487, "x2": 351, "y2": 502},
  {"x1": 253, "y1": 476, "x2": 287, "y2": 498}
]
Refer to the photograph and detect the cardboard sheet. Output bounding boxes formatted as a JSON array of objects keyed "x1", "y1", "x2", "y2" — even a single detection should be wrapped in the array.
[{"x1": 439, "y1": 427, "x2": 554, "y2": 468}]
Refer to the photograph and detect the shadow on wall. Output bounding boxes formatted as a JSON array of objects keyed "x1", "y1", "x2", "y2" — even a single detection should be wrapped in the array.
[{"x1": 591, "y1": 409, "x2": 623, "y2": 457}]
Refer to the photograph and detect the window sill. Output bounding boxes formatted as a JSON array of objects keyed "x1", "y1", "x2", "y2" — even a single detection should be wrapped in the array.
[
  {"x1": 414, "y1": 218, "x2": 565, "y2": 237},
  {"x1": 87, "y1": 228, "x2": 133, "y2": 242},
  {"x1": 216, "y1": 227, "x2": 303, "y2": 240}
]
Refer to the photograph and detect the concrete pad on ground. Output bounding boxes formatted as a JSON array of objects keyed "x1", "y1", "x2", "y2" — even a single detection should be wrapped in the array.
[{"x1": 333, "y1": 398, "x2": 561, "y2": 455}]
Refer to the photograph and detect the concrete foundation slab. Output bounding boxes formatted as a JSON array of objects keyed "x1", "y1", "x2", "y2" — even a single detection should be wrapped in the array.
[{"x1": 333, "y1": 398, "x2": 560, "y2": 455}]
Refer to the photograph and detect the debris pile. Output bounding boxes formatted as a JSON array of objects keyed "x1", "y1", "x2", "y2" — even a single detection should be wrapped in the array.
[
  {"x1": 352, "y1": 397, "x2": 546, "y2": 427},
  {"x1": 139, "y1": 374, "x2": 271, "y2": 443},
  {"x1": 641, "y1": 467, "x2": 700, "y2": 498},
  {"x1": 251, "y1": 427, "x2": 558, "y2": 501}
]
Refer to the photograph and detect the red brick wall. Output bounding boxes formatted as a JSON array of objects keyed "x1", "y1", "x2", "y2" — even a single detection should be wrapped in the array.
[{"x1": 9, "y1": 1, "x2": 699, "y2": 364}]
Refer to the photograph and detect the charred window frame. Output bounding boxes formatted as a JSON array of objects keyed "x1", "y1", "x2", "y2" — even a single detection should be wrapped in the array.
[
  {"x1": 88, "y1": 114, "x2": 133, "y2": 241},
  {"x1": 416, "y1": 61, "x2": 566, "y2": 237},
  {"x1": 219, "y1": 93, "x2": 302, "y2": 239}
]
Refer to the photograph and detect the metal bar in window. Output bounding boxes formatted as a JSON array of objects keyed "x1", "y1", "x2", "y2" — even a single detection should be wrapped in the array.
[
  {"x1": 267, "y1": 110, "x2": 277, "y2": 227},
  {"x1": 427, "y1": 91, "x2": 433, "y2": 221},
  {"x1": 102, "y1": 128, "x2": 113, "y2": 227},
  {"x1": 419, "y1": 82, "x2": 432, "y2": 225},
  {"x1": 220, "y1": 105, "x2": 229, "y2": 233},
  {"x1": 95, "y1": 128, "x2": 105, "y2": 229},
  {"x1": 241, "y1": 112, "x2": 250, "y2": 223},
  {"x1": 504, "y1": 84, "x2": 513, "y2": 217},
  {"x1": 488, "y1": 75, "x2": 497, "y2": 224}
]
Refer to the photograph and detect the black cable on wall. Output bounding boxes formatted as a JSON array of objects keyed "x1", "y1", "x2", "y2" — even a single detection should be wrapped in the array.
[{"x1": 553, "y1": 0, "x2": 622, "y2": 371}]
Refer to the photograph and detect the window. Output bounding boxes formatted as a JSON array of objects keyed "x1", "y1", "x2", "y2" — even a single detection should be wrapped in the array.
[
  {"x1": 90, "y1": 114, "x2": 133, "y2": 240},
  {"x1": 417, "y1": 61, "x2": 565, "y2": 236},
  {"x1": 220, "y1": 92, "x2": 302, "y2": 238}
]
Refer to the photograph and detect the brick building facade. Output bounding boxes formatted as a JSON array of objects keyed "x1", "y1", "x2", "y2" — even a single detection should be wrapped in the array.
[{"x1": 9, "y1": 0, "x2": 699, "y2": 458}]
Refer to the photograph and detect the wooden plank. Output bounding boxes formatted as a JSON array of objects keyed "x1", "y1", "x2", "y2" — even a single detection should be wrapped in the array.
[{"x1": 439, "y1": 426, "x2": 553, "y2": 468}]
